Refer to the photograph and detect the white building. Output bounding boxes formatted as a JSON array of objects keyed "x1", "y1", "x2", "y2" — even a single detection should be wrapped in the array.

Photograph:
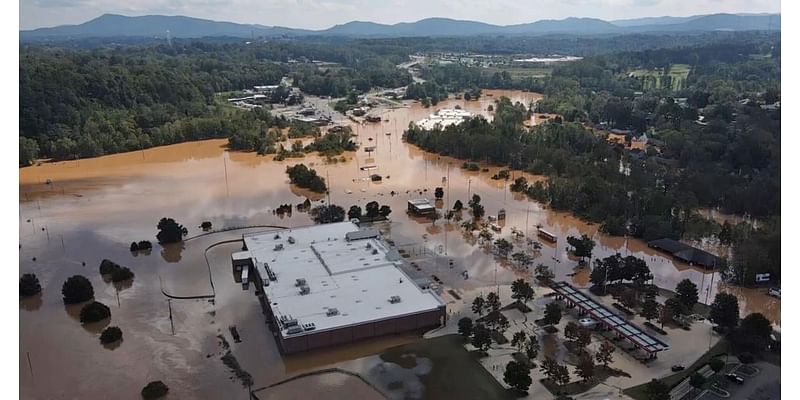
[
  {"x1": 415, "y1": 108, "x2": 474, "y2": 130},
  {"x1": 232, "y1": 222, "x2": 445, "y2": 353}
]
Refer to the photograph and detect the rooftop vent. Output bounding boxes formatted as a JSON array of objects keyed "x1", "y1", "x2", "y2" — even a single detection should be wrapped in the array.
[
  {"x1": 274, "y1": 244, "x2": 284, "y2": 251},
  {"x1": 389, "y1": 295, "x2": 402, "y2": 304},
  {"x1": 326, "y1": 308, "x2": 339, "y2": 316},
  {"x1": 303, "y1": 323, "x2": 316, "y2": 331},
  {"x1": 372, "y1": 249, "x2": 379, "y2": 255},
  {"x1": 288, "y1": 236, "x2": 296, "y2": 244},
  {"x1": 274, "y1": 234, "x2": 281, "y2": 240},
  {"x1": 299, "y1": 285, "x2": 310, "y2": 295},
  {"x1": 284, "y1": 318, "x2": 298, "y2": 327},
  {"x1": 295, "y1": 278, "x2": 307, "y2": 286}
]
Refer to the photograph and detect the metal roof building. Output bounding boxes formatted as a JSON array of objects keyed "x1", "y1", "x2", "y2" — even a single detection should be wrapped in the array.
[{"x1": 549, "y1": 281, "x2": 669, "y2": 358}]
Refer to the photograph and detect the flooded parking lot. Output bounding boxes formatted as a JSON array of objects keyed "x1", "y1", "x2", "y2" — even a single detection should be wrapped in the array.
[{"x1": 19, "y1": 90, "x2": 779, "y2": 398}]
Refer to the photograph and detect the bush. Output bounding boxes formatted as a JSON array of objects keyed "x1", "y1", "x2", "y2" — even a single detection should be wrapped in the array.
[
  {"x1": 156, "y1": 217, "x2": 188, "y2": 244},
  {"x1": 100, "y1": 326, "x2": 123, "y2": 344},
  {"x1": 79, "y1": 301, "x2": 111, "y2": 323},
  {"x1": 19, "y1": 273, "x2": 42, "y2": 297},
  {"x1": 137, "y1": 241, "x2": 153, "y2": 250},
  {"x1": 62, "y1": 275, "x2": 94, "y2": 304},
  {"x1": 111, "y1": 266, "x2": 135, "y2": 283},
  {"x1": 141, "y1": 381, "x2": 169, "y2": 399},
  {"x1": 130, "y1": 242, "x2": 139, "y2": 252},
  {"x1": 708, "y1": 357, "x2": 724, "y2": 373},
  {"x1": 200, "y1": 221, "x2": 212, "y2": 230},
  {"x1": 99, "y1": 259, "x2": 120, "y2": 275}
]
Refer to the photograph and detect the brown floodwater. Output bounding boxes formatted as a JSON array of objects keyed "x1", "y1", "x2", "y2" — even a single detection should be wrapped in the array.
[{"x1": 19, "y1": 90, "x2": 779, "y2": 399}]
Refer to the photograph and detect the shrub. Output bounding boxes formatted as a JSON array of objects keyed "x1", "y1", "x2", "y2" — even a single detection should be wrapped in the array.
[
  {"x1": 100, "y1": 326, "x2": 123, "y2": 344},
  {"x1": 200, "y1": 221, "x2": 212, "y2": 230},
  {"x1": 62, "y1": 275, "x2": 94, "y2": 304},
  {"x1": 79, "y1": 301, "x2": 111, "y2": 323},
  {"x1": 708, "y1": 357, "x2": 724, "y2": 373},
  {"x1": 99, "y1": 259, "x2": 120, "y2": 275},
  {"x1": 137, "y1": 241, "x2": 153, "y2": 250},
  {"x1": 141, "y1": 381, "x2": 169, "y2": 399},
  {"x1": 19, "y1": 273, "x2": 42, "y2": 297},
  {"x1": 156, "y1": 217, "x2": 188, "y2": 244},
  {"x1": 130, "y1": 242, "x2": 139, "y2": 252}
]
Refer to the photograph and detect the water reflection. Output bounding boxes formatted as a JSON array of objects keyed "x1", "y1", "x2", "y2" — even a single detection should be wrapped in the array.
[{"x1": 19, "y1": 294, "x2": 42, "y2": 311}]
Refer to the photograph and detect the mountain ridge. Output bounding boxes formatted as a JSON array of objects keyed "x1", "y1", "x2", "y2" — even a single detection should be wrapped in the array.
[{"x1": 20, "y1": 12, "x2": 781, "y2": 40}]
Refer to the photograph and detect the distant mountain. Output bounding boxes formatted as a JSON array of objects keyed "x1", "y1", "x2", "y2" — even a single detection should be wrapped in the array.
[
  {"x1": 20, "y1": 14, "x2": 312, "y2": 40},
  {"x1": 19, "y1": 12, "x2": 780, "y2": 41}
]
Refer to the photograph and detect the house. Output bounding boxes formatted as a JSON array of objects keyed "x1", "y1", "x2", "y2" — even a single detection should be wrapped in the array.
[{"x1": 630, "y1": 133, "x2": 648, "y2": 151}]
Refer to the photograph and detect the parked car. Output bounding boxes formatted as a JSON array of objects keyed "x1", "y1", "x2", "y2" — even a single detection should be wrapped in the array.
[
  {"x1": 725, "y1": 373, "x2": 745, "y2": 384},
  {"x1": 578, "y1": 318, "x2": 597, "y2": 328},
  {"x1": 768, "y1": 287, "x2": 781, "y2": 298},
  {"x1": 671, "y1": 365, "x2": 685, "y2": 372}
]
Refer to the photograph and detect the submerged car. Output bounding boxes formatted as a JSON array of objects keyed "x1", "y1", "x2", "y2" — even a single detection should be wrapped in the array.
[{"x1": 671, "y1": 365, "x2": 685, "y2": 372}]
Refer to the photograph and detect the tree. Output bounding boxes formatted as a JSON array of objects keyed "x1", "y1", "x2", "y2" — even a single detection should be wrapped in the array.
[
  {"x1": 510, "y1": 279, "x2": 535, "y2": 303},
  {"x1": 310, "y1": 205, "x2": 346, "y2": 224},
  {"x1": 554, "y1": 363, "x2": 570, "y2": 388},
  {"x1": 689, "y1": 372, "x2": 706, "y2": 388},
  {"x1": 645, "y1": 379, "x2": 670, "y2": 400},
  {"x1": 365, "y1": 201, "x2": 380, "y2": 219},
  {"x1": 493, "y1": 312, "x2": 510, "y2": 334},
  {"x1": 453, "y1": 200, "x2": 464, "y2": 211},
  {"x1": 347, "y1": 205, "x2": 362, "y2": 220},
  {"x1": 512, "y1": 331, "x2": 527, "y2": 352},
  {"x1": 20, "y1": 273, "x2": 41, "y2": 297},
  {"x1": 576, "y1": 327, "x2": 592, "y2": 351},
  {"x1": 596, "y1": 341, "x2": 615, "y2": 367},
  {"x1": 494, "y1": 238, "x2": 514, "y2": 257},
  {"x1": 641, "y1": 289, "x2": 659, "y2": 322},
  {"x1": 434, "y1": 187, "x2": 444, "y2": 199},
  {"x1": 564, "y1": 322, "x2": 579, "y2": 341},
  {"x1": 469, "y1": 194, "x2": 485, "y2": 219},
  {"x1": 379, "y1": 205, "x2": 392, "y2": 218},
  {"x1": 62, "y1": 275, "x2": 94, "y2": 304},
  {"x1": 111, "y1": 266, "x2": 135, "y2": 283},
  {"x1": 566, "y1": 234, "x2": 595, "y2": 261},
  {"x1": 458, "y1": 317, "x2": 474, "y2": 339},
  {"x1": 733, "y1": 313, "x2": 773, "y2": 352},
  {"x1": 20, "y1": 136, "x2": 39, "y2": 166},
  {"x1": 130, "y1": 242, "x2": 139, "y2": 252},
  {"x1": 472, "y1": 295, "x2": 486, "y2": 317},
  {"x1": 100, "y1": 326, "x2": 123, "y2": 344},
  {"x1": 200, "y1": 221, "x2": 212, "y2": 230},
  {"x1": 708, "y1": 357, "x2": 724, "y2": 373},
  {"x1": 664, "y1": 297, "x2": 688, "y2": 317},
  {"x1": 540, "y1": 357, "x2": 558, "y2": 381},
  {"x1": 620, "y1": 288, "x2": 637, "y2": 309},
  {"x1": 99, "y1": 259, "x2": 120, "y2": 275},
  {"x1": 503, "y1": 361, "x2": 532, "y2": 393},
  {"x1": 675, "y1": 279, "x2": 699, "y2": 311},
  {"x1": 471, "y1": 323, "x2": 492, "y2": 353},
  {"x1": 659, "y1": 303, "x2": 674, "y2": 329},
  {"x1": 576, "y1": 353, "x2": 595, "y2": 382},
  {"x1": 487, "y1": 291, "x2": 501, "y2": 313},
  {"x1": 79, "y1": 301, "x2": 111, "y2": 323},
  {"x1": 141, "y1": 381, "x2": 169, "y2": 399},
  {"x1": 525, "y1": 336, "x2": 540, "y2": 361},
  {"x1": 156, "y1": 218, "x2": 188, "y2": 244},
  {"x1": 543, "y1": 302, "x2": 562, "y2": 325},
  {"x1": 709, "y1": 292, "x2": 740, "y2": 330}
]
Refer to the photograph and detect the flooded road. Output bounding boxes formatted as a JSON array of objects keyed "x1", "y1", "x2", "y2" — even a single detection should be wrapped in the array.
[{"x1": 19, "y1": 90, "x2": 779, "y2": 398}]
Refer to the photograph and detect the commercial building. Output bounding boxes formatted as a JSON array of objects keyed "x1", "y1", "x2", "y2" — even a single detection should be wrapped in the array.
[
  {"x1": 647, "y1": 238, "x2": 722, "y2": 269},
  {"x1": 231, "y1": 222, "x2": 446, "y2": 354},
  {"x1": 408, "y1": 198, "x2": 436, "y2": 216},
  {"x1": 415, "y1": 108, "x2": 473, "y2": 130}
]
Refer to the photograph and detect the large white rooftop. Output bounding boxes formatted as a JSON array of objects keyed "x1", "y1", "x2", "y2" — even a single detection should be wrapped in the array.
[
  {"x1": 415, "y1": 108, "x2": 473, "y2": 130},
  {"x1": 240, "y1": 222, "x2": 444, "y2": 338}
]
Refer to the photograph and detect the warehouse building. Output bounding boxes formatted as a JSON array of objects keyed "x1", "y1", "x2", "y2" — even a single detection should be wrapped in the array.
[{"x1": 231, "y1": 222, "x2": 446, "y2": 354}]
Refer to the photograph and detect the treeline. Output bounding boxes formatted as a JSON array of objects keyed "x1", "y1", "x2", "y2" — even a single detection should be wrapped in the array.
[{"x1": 19, "y1": 40, "x2": 410, "y2": 164}]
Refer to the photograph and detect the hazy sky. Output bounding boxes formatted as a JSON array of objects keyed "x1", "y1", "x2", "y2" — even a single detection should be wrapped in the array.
[{"x1": 20, "y1": 0, "x2": 780, "y2": 30}]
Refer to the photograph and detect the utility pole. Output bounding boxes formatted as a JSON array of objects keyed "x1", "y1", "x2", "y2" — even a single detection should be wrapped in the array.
[
  {"x1": 168, "y1": 299, "x2": 174, "y2": 335},
  {"x1": 223, "y1": 156, "x2": 230, "y2": 197}
]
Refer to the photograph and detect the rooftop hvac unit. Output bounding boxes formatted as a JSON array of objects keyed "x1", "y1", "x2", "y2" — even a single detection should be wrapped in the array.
[
  {"x1": 284, "y1": 318, "x2": 298, "y2": 327},
  {"x1": 286, "y1": 326, "x2": 303, "y2": 335},
  {"x1": 274, "y1": 244, "x2": 284, "y2": 251},
  {"x1": 274, "y1": 234, "x2": 281, "y2": 240},
  {"x1": 299, "y1": 285, "x2": 310, "y2": 295},
  {"x1": 295, "y1": 278, "x2": 307, "y2": 286},
  {"x1": 389, "y1": 295, "x2": 402, "y2": 304},
  {"x1": 366, "y1": 242, "x2": 372, "y2": 249},
  {"x1": 303, "y1": 323, "x2": 316, "y2": 331},
  {"x1": 372, "y1": 249, "x2": 379, "y2": 255},
  {"x1": 326, "y1": 308, "x2": 339, "y2": 316},
  {"x1": 288, "y1": 236, "x2": 296, "y2": 244}
]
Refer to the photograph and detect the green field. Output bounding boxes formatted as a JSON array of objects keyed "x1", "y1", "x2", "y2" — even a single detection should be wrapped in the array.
[{"x1": 628, "y1": 63, "x2": 691, "y2": 91}]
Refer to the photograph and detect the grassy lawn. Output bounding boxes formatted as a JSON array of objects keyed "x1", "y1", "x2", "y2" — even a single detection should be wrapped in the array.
[
  {"x1": 628, "y1": 63, "x2": 691, "y2": 91},
  {"x1": 379, "y1": 334, "x2": 514, "y2": 400},
  {"x1": 623, "y1": 339, "x2": 729, "y2": 400}
]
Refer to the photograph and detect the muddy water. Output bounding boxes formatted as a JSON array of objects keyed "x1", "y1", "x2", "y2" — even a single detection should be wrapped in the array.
[{"x1": 19, "y1": 90, "x2": 779, "y2": 398}]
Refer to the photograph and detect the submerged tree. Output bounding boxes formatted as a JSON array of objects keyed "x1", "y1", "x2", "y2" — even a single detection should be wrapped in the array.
[
  {"x1": 61, "y1": 275, "x2": 94, "y2": 304},
  {"x1": 100, "y1": 326, "x2": 123, "y2": 344},
  {"x1": 79, "y1": 301, "x2": 111, "y2": 324},
  {"x1": 310, "y1": 205, "x2": 346, "y2": 224},
  {"x1": 141, "y1": 381, "x2": 169, "y2": 399},
  {"x1": 19, "y1": 273, "x2": 41, "y2": 297},
  {"x1": 156, "y1": 218, "x2": 188, "y2": 244}
]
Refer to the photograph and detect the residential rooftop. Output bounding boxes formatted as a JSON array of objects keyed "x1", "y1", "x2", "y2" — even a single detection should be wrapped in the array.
[{"x1": 237, "y1": 222, "x2": 444, "y2": 338}]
